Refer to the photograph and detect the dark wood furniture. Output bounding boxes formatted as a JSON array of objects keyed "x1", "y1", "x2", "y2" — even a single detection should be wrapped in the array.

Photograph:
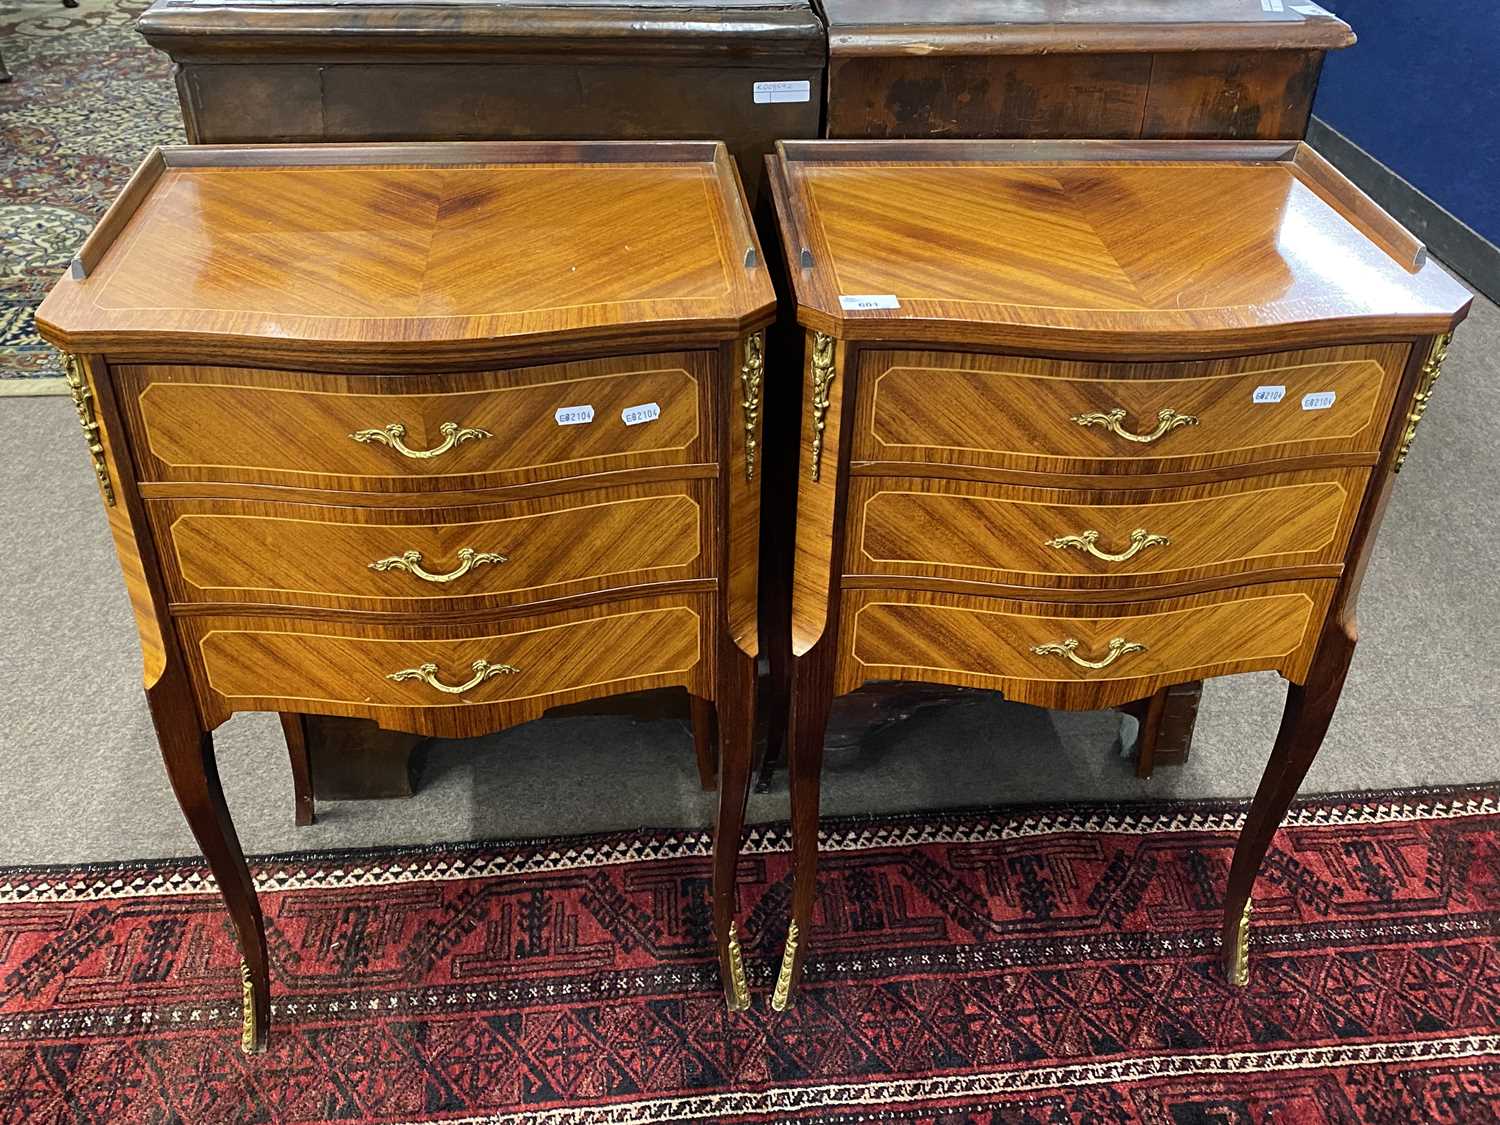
[
  {"x1": 764, "y1": 137, "x2": 1470, "y2": 1009},
  {"x1": 820, "y1": 0, "x2": 1355, "y2": 140},
  {"x1": 135, "y1": 0, "x2": 824, "y2": 202},
  {"x1": 36, "y1": 141, "x2": 775, "y2": 1050}
]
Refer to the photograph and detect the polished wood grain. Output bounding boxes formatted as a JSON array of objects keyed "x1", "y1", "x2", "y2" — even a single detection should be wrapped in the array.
[
  {"x1": 773, "y1": 141, "x2": 1470, "y2": 349},
  {"x1": 764, "y1": 140, "x2": 1472, "y2": 1011},
  {"x1": 790, "y1": 331, "x2": 850, "y2": 655},
  {"x1": 151, "y1": 482, "x2": 708, "y2": 613},
  {"x1": 118, "y1": 355, "x2": 711, "y2": 492},
  {"x1": 836, "y1": 581, "x2": 1332, "y2": 711},
  {"x1": 182, "y1": 595, "x2": 712, "y2": 736},
  {"x1": 36, "y1": 143, "x2": 776, "y2": 363},
  {"x1": 846, "y1": 469, "x2": 1367, "y2": 595},
  {"x1": 855, "y1": 345, "x2": 1407, "y2": 478}
]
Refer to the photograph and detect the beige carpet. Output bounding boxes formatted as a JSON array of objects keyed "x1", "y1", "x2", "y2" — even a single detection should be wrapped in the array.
[{"x1": 1, "y1": 289, "x2": 1496, "y2": 865}]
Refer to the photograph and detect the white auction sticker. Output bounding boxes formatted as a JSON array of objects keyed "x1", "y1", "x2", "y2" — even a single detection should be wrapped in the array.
[
  {"x1": 754, "y1": 80, "x2": 811, "y2": 105},
  {"x1": 555, "y1": 404, "x2": 595, "y2": 426},
  {"x1": 1302, "y1": 391, "x2": 1337, "y2": 411},
  {"x1": 1291, "y1": 3, "x2": 1330, "y2": 16},
  {"x1": 1261, "y1": 0, "x2": 1284, "y2": 12},
  {"x1": 622, "y1": 402, "x2": 661, "y2": 426},
  {"x1": 1252, "y1": 385, "x2": 1286, "y2": 404},
  {"x1": 838, "y1": 294, "x2": 901, "y2": 311}
]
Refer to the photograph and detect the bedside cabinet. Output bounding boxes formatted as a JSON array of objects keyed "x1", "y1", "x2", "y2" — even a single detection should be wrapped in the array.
[
  {"x1": 36, "y1": 141, "x2": 775, "y2": 1050},
  {"x1": 763, "y1": 139, "x2": 1471, "y2": 1009}
]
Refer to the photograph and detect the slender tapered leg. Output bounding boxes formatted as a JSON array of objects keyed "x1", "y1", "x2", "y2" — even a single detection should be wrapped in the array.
[
  {"x1": 279, "y1": 712, "x2": 316, "y2": 826},
  {"x1": 1222, "y1": 621, "x2": 1357, "y2": 987},
  {"x1": 690, "y1": 693, "x2": 718, "y2": 792},
  {"x1": 771, "y1": 642, "x2": 836, "y2": 1011},
  {"x1": 708, "y1": 644, "x2": 755, "y2": 1011},
  {"x1": 148, "y1": 675, "x2": 270, "y2": 1053}
]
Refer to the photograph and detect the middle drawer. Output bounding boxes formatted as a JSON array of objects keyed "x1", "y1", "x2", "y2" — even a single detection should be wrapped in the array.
[
  {"x1": 149, "y1": 481, "x2": 712, "y2": 614},
  {"x1": 844, "y1": 469, "x2": 1367, "y2": 595}
]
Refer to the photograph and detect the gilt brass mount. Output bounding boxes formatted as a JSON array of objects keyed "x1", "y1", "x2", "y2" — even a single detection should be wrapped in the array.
[
  {"x1": 239, "y1": 960, "x2": 258, "y2": 1055},
  {"x1": 1394, "y1": 332, "x2": 1452, "y2": 473},
  {"x1": 387, "y1": 659, "x2": 520, "y2": 694},
  {"x1": 726, "y1": 922, "x2": 750, "y2": 1012},
  {"x1": 809, "y1": 333, "x2": 836, "y2": 481},
  {"x1": 1073, "y1": 407, "x2": 1197, "y2": 444},
  {"x1": 369, "y1": 547, "x2": 508, "y2": 584},
  {"x1": 350, "y1": 421, "x2": 492, "y2": 459},
  {"x1": 1227, "y1": 899, "x2": 1252, "y2": 988},
  {"x1": 1046, "y1": 527, "x2": 1170, "y2": 563},
  {"x1": 770, "y1": 919, "x2": 800, "y2": 1012},
  {"x1": 1031, "y1": 636, "x2": 1146, "y2": 670},
  {"x1": 740, "y1": 331, "x2": 764, "y2": 482},
  {"x1": 61, "y1": 354, "x2": 115, "y2": 505}
]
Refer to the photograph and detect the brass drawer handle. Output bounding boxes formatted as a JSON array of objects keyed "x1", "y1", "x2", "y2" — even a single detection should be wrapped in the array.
[
  {"x1": 369, "y1": 547, "x2": 508, "y2": 584},
  {"x1": 1045, "y1": 528, "x2": 1170, "y2": 563},
  {"x1": 1072, "y1": 407, "x2": 1198, "y2": 444},
  {"x1": 350, "y1": 422, "x2": 492, "y2": 460},
  {"x1": 387, "y1": 659, "x2": 519, "y2": 695},
  {"x1": 1031, "y1": 637, "x2": 1146, "y2": 670}
]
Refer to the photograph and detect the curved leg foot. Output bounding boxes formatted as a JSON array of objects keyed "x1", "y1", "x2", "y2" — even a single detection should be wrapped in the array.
[
  {"x1": 279, "y1": 712, "x2": 316, "y2": 826},
  {"x1": 708, "y1": 649, "x2": 754, "y2": 1011},
  {"x1": 771, "y1": 644, "x2": 834, "y2": 1011},
  {"x1": 150, "y1": 677, "x2": 269, "y2": 1053},
  {"x1": 1222, "y1": 623, "x2": 1356, "y2": 987}
]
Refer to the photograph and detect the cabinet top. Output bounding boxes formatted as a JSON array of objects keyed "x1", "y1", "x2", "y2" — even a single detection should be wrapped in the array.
[
  {"x1": 37, "y1": 142, "x2": 776, "y2": 364},
  {"x1": 820, "y1": 0, "x2": 1354, "y2": 56},
  {"x1": 766, "y1": 140, "x2": 1471, "y2": 351},
  {"x1": 137, "y1": 0, "x2": 825, "y2": 57}
]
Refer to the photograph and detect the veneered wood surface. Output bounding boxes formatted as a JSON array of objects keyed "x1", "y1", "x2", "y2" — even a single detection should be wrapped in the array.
[
  {"x1": 854, "y1": 345, "x2": 1407, "y2": 478},
  {"x1": 152, "y1": 482, "x2": 708, "y2": 613},
  {"x1": 35, "y1": 144, "x2": 775, "y2": 362},
  {"x1": 818, "y1": 0, "x2": 1354, "y2": 55},
  {"x1": 771, "y1": 142, "x2": 1471, "y2": 348},
  {"x1": 182, "y1": 594, "x2": 713, "y2": 735},
  {"x1": 836, "y1": 580, "x2": 1333, "y2": 710},
  {"x1": 790, "y1": 332, "x2": 850, "y2": 655},
  {"x1": 846, "y1": 468, "x2": 1366, "y2": 595},
  {"x1": 117, "y1": 355, "x2": 711, "y2": 492}
]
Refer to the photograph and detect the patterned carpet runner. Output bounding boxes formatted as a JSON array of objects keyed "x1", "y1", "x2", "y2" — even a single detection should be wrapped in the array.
[{"x1": 1, "y1": 786, "x2": 1497, "y2": 1123}]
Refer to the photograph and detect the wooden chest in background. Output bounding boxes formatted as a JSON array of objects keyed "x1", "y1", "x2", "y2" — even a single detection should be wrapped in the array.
[
  {"x1": 135, "y1": 0, "x2": 825, "y2": 200},
  {"x1": 819, "y1": 0, "x2": 1355, "y2": 140}
]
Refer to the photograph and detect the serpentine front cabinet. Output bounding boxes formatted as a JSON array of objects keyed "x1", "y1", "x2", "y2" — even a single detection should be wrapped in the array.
[
  {"x1": 764, "y1": 138, "x2": 1471, "y2": 1010},
  {"x1": 35, "y1": 141, "x2": 775, "y2": 1051}
]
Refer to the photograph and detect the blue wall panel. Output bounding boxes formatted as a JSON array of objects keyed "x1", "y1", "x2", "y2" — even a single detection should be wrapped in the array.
[{"x1": 1312, "y1": 1, "x2": 1500, "y2": 244}]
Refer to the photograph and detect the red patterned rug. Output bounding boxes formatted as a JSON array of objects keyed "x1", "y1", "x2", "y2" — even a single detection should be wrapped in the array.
[{"x1": 1, "y1": 786, "x2": 1497, "y2": 1123}]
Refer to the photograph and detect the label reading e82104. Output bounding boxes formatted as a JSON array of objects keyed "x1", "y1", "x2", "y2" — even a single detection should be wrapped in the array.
[{"x1": 621, "y1": 402, "x2": 661, "y2": 426}]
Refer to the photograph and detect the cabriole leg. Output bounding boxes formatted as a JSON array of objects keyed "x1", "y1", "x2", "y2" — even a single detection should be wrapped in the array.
[
  {"x1": 1222, "y1": 622, "x2": 1357, "y2": 987},
  {"x1": 149, "y1": 677, "x2": 270, "y2": 1053},
  {"x1": 771, "y1": 643, "x2": 835, "y2": 1011},
  {"x1": 690, "y1": 693, "x2": 718, "y2": 791},
  {"x1": 709, "y1": 647, "x2": 754, "y2": 1011}
]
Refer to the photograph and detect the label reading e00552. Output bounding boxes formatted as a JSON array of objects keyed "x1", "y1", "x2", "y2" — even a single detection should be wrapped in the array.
[
  {"x1": 1301, "y1": 391, "x2": 1337, "y2": 411},
  {"x1": 622, "y1": 402, "x2": 661, "y2": 426},
  {"x1": 753, "y1": 80, "x2": 811, "y2": 104},
  {"x1": 555, "y1": 405, "x2": 594, "y2": 426},
  {"x1": 1252, "y1": 385, "x2": 1286, "y2": 404}
]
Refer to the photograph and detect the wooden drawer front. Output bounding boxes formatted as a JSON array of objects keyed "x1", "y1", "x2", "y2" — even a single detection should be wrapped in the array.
[
  {"x1": 185, "y1": 596, "x2": 708, "y2": 735},
  {"x1": 855, "y1": 345, "x2": 1406, "y2": 477},
  {"x1": 154, "y1": 483, "x2": 708, "y2": 612},
  {"x1": 118, "y1": 353, "x2": 710, "y2": 491},
  {"x1": 838, "y1": 582, "x2": 1333, "y2": 711},
  {"x1": 847, "y1": 470, "x2": 1366, "y2": 594}
]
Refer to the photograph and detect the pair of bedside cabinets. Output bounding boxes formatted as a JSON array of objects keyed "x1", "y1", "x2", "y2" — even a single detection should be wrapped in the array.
[{"x1": 37, "y1": 138, "x2": 1471, "y2": 1051}]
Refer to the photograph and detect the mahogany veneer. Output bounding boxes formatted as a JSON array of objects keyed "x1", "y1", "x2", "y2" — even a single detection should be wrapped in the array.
[
  {"x1": 36, "y1": 141, "x2": 775, "y2": 1051},
  {"x1": 764, "y1": 138, "x2": 1471, "y2": 1009}
]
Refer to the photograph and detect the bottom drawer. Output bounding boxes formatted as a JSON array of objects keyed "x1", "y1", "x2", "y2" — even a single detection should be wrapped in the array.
[
  {"x1": 836, "y1": 582, "x2": 1334, "y2": 711},
  {"x1": 180, "y1": 594, "x2": 712, "y2": 737}
]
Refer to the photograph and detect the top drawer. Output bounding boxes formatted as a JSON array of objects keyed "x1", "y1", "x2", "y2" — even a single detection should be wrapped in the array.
[
  {"x1": 852, "y1": 344, "x2": 1408, "y2": 480},
  {"x1": 115, "y1": 352, "x2": 713, "y2": 492}
]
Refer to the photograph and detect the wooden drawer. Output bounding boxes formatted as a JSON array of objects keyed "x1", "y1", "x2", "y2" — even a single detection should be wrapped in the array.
[
  {"x1": 852, "y1": 345, "x2": 1407, "y2": 479},
  {"x1": 845, "y1": 469, "x2": 1367, "y2": 596},
  {"x1": 836, "y1": 582, "x2": 1334, "y2": 710},
  {"x1": 116, "y1": 352, "x2": 712, "y2": 492},
  {"x1": 179, "y1": 594, "x2": 711, "y2": 736},
  {"x1": 151, "y1": 481, "x2": 710, "y2": 613}
]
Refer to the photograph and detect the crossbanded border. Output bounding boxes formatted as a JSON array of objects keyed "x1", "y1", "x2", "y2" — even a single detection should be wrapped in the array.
[{"x1": 0, "y1": 790, "x2": 1493, "y2": 905}]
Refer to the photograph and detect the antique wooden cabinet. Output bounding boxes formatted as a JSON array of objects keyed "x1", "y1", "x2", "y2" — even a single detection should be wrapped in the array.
[
  {"x1": 36, "y1": 141, "x2": 775, "y2": 1050},
  {"x1": 820, "y1": 0, "x2": 1355, "y2": 140},
  {"x1": 135, "y1": 0, "x2": 823, "y2": 203},
  {"x1": 763, "y1": 138, "x2": 1470, "y2": 1009}
]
